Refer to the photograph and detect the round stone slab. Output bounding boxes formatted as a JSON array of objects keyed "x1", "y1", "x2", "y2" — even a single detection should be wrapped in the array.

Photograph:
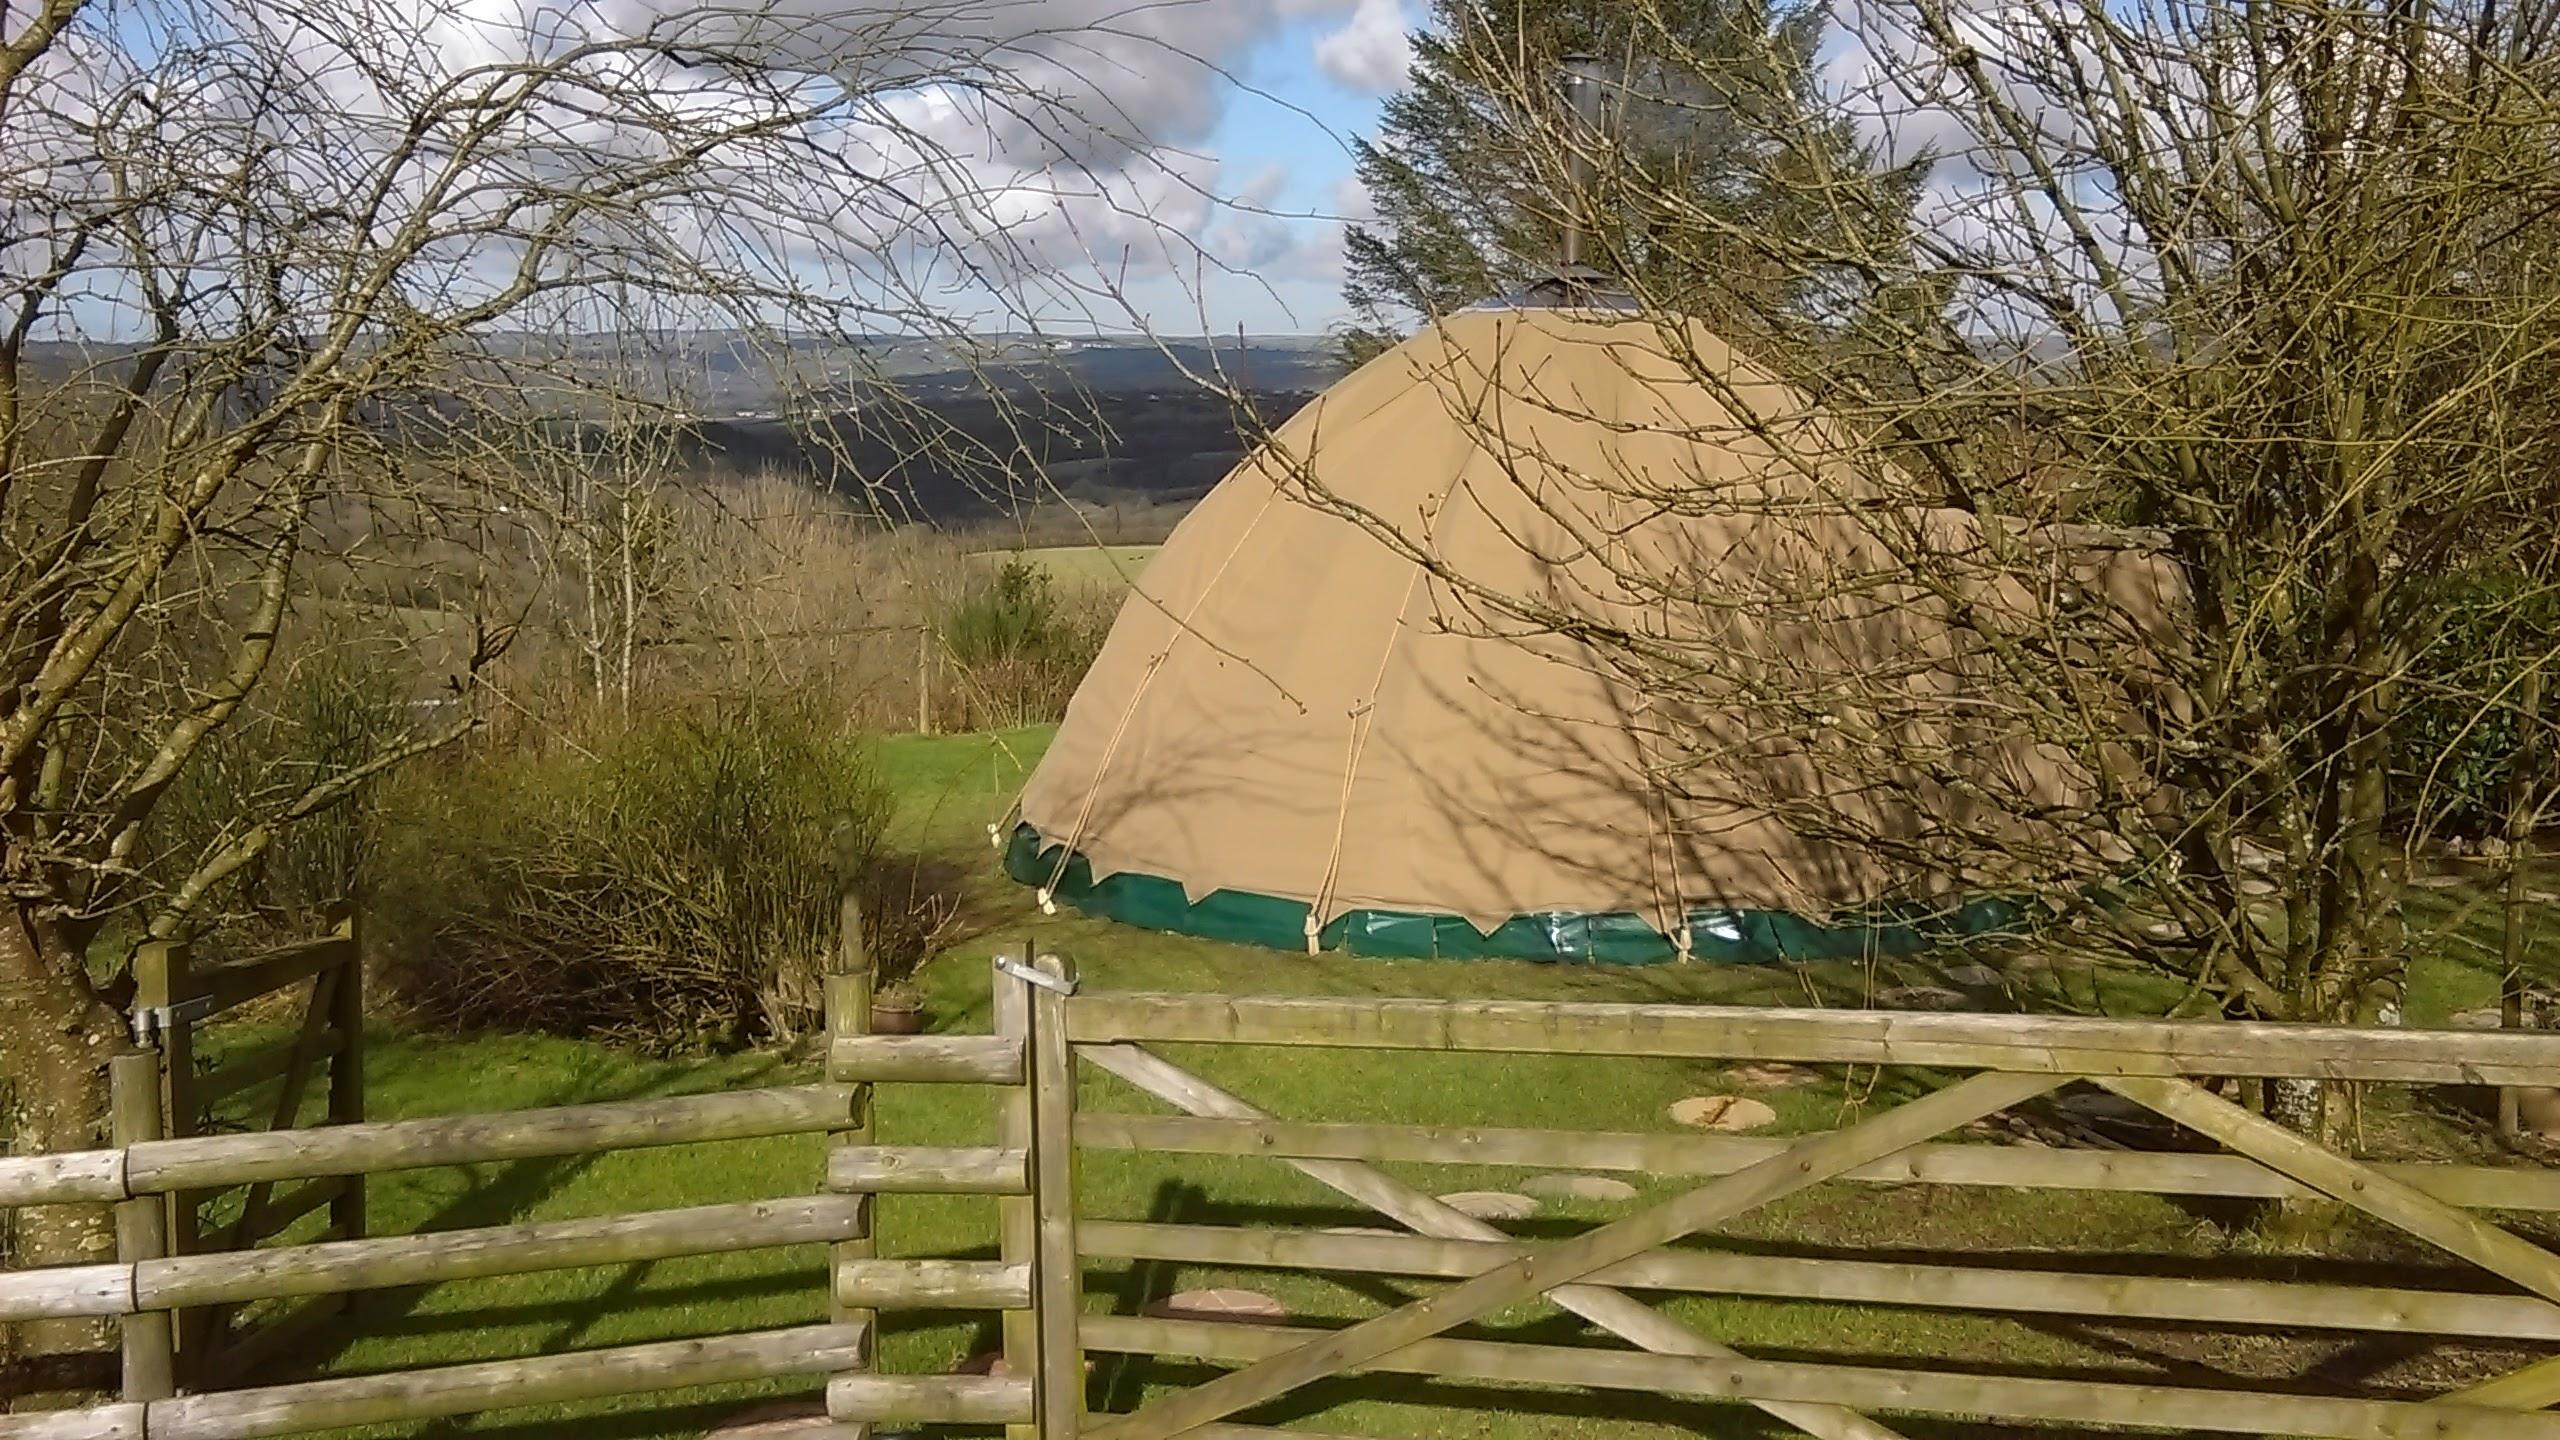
[
  {"x1": 1670, "y1": 1095, "x2": 1778, "y2": 1132},
  {"x1": 1436, "y1": 1189, "x2": 1540, "y2": 1221},
  {"x1": 1143, "y1": 1288, "x2": 1291, "y2": 1323},
  {"x1": 1523, "y1": 1173, "x2": 1639, "y2": 1203},
  {"x1": 952, "y1": 1350, "x2": 1012, "y2": 1376}
]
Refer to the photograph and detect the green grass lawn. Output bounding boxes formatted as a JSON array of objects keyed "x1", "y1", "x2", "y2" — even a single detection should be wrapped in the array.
[
  {"x1": 197, "y1": 726, "x2": 2559, "y2": 1438},
  {"x1": 970, "y1": 544, "x2": 1159, "y2": 590}
]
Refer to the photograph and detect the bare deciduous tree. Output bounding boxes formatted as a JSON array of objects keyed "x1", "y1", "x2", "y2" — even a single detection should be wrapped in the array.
[
  {"x1": 1280, "y1": 0, "x2": 2560, "y2": 1139},
  {"x1": 0, "y1": 0, "x2": 1177, "y2": 1396}
]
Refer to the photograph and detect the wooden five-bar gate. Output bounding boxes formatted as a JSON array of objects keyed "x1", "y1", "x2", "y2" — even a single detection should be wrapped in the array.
[
  {"x1": 828, "y1": 951, "x2": 2560, "y2": 1440},
  {"x1": 16, "y1": 931, "x2": 2560, "y2": 1438}
]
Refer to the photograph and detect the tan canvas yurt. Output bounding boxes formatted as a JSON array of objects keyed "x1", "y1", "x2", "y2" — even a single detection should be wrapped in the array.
[{"x1": 1003, "y1": 304, "x2": 2152, "y2": 963}]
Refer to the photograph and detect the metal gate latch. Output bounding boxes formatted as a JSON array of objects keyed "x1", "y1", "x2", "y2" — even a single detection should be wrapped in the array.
[
  {"x1": 130, "y1": 995, "x2": 214, "y2": 1045},
  {"x1": 995, "y1": 956, "x2": 1079, "y2": 996}
]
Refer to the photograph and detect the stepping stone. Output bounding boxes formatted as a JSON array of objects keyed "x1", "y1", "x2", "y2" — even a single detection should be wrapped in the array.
[
  {"x1": 2411, "y1": 872, "x2": 2472, "y2": 890},
  {"x1": 1728, "y1": 1062, "x2": 1818, "y2": 1089},
  {"x1": 1435, "y1": 1190, "x2": 1540, "y2": 1221},
  {"x1": 2236, "y1": 875, "x2": 2280, "y2": 896},
  {"x1": 1670, "y1": 1095, "x2": 1777, "y2": 1132},
  {"x1": 1523, "y1": 1173, "x2": 1638, "y2": 1203},
  {"x1": 1319, "y1": 1225, "x2": 1402, "y2": 1237},
  {"x1": 1143, "y1": 1288, "x2": 1290, "y2": 1324},
  {"x1": 1876, "y1": 985, "x2": 1967, "y2": 1012},
  {"x1": 1942, "y1": 964, "x2": 2003, "y2": 991}
]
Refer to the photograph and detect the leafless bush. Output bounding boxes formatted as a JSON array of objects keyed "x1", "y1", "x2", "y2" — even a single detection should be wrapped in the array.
[{"x1": 377, "y1": 697, "x2": 894, "y2": 1052}]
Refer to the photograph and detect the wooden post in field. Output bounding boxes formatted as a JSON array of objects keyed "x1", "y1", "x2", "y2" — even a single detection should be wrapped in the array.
[
  {"x1": 134, "y1": 935, "x2": 208, "y2": 1384},
  {"x1": 1027, "y1": 950, "x2": 1083, "y2": 1440},
  {"x1": 824, "y1": 888, "x2": 877, "y2": 1438},
  {"x1": 2503, "y1": 664, "x2": 2543, "y2": 1141},
  {"x1": 327, "y1": 906, "x2": 367, "y2": 1244},
  {"x1": 993, "y1": 949, "x2": 1038, "y2": 1440},
  {"x1": 917, "y1": 624, "x2": 936, "y2": 736},
  {"x1": 110, "y1": 1052, "x2": 176, "y2": 1403}
]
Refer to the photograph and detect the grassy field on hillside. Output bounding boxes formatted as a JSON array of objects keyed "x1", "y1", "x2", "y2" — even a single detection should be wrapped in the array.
[
  {"x1": 201, "y1": 725, "x2": 2558, "y2": 1438},
  {"x1": 971, "y1": 543, "x2": 1159, "y2": 589}
]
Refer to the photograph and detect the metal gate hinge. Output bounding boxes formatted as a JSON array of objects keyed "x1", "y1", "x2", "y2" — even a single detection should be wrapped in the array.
[
  {"x1": 995, "y1": 956, "x2": 1079, "y2": 996},
  {"x1": 131, "y1": 996, "x2": 214, "y2": 1045}
]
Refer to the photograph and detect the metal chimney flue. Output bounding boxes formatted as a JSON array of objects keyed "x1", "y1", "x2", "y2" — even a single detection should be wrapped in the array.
[{"x1": 1558, "y1": 54, "x2": 1609, "y2": 274}]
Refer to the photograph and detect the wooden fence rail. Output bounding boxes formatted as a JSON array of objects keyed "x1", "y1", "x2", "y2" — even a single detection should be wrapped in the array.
[
  {"x1": 1, "y1": 928, "x2": 1048, "y2": 1438},
  {"x1": 26, "y1": 952, "x2": 2560, "y2": 1439},
  {"x1": 1064, "y1": 990, "x2": 2560, "y2": 1084},
  {"x1": 0, "y1": 1086, "x2": 858, "y2": 1208}
]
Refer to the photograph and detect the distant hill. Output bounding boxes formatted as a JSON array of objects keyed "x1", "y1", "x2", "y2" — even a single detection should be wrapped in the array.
[
  {"x1": 16, "y1": 331, "x2": 1347, "y2": 412},
  {"x1": 17, "y1": 330, "x2": 1350, "y2": 530},
  {"x1": 682, "y1": 385, "x2": 1320, "y2": 526}
]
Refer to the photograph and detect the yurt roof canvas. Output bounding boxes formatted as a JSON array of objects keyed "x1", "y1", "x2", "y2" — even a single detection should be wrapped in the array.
[{"x1": 1004, "y1": 306, "x2": 2149, "y2": 964}]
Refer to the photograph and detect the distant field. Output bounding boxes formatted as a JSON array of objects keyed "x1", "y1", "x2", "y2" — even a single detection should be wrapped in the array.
[{"x1": 973, "y1": 542, "x2": 1159, "y2": 587}]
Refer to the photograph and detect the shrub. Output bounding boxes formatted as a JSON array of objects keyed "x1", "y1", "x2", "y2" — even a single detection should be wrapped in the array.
[
  {"x1": 2390, "y1": 568, "x2": 2560, "y2": 838},
  {"x1": 377, "y1": 700, "x2": 899, "y2": 1051},
  {"x1": 936, "y1": 557, "x2": 1111, "y2": 728}
]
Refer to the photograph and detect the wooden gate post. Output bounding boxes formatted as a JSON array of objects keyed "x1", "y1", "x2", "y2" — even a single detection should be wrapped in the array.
[
  {"x1": 824, "y1": 890, "x2": 877, "y2": 1439},
  {"x1": 133, "y1": 936, "x2": 208, "y2": 1384},
  {"x1": 110, "y1": 1052, "x2": 176, "y2": 1402},
  {"x1": 993, "y1": 949, "x2": 1039, "y2": 1440},
  {"x1": 326, "y1": 907, "x2": 366, "y2": 1245},
  {"x1": 1026, "y1": 951, "x2": 1083, "y2": 1439}
]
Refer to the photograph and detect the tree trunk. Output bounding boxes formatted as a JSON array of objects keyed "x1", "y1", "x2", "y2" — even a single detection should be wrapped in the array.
[{"x1": 0, "y1": 900, "x2": 128, "y2": 1410}]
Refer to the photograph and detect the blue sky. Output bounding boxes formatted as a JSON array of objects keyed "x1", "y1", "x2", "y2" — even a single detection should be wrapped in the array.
[
  {"x1": 26, "y1": 0, "x2": 1418, "y2": 343},
  {"x1": 1109, "y1": 5, "x2": 1410, "y2": 336}
]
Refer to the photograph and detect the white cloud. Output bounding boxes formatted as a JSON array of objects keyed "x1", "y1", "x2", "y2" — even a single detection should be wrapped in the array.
[
  {"x1": 7, "y1": 0, "x2": 1382, "y2": 338},
  {"x1": 1313, "y1": 0, "x2": 1412, "y2": 94}
]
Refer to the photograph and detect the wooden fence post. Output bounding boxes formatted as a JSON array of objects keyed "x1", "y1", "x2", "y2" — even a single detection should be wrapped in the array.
[
  {"x1": 824, "y1": 889, "x2": 876, "y2": 1439},
  {"x1": 917, "y1": 625, "x2": 936, "y2": 736},
  {"x1": 328, "y1": 907, "x2": 367, "y2": 1245},
  {"x1": 2502, "y1": 663, "x2": 2543, "y2": 1140},
  {"x1": 134, "y1": 935, "x2": 208, "y2": 1384},
  {"x1": 1027, "y1": 950, "x2": 1083, "y2": 1440},
  {"x1": 110, "y1": 1052, "x2": 176, "y2": 1403},
  {"x1": 993, "y1": 949, "x2": 1038, "y2": 1440}
]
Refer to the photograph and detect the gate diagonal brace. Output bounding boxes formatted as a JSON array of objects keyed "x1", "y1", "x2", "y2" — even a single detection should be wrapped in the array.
[
  {"x1": 2099, "y1": 1074, "x2": 2560, "y2": 1418},
  {"x1": 1087, "y1": 1063, "x2": 2059, "y2": 1440},
  {"x1": 1079, "y1": 1043, "x2": 2055, "y2": 1440}
]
